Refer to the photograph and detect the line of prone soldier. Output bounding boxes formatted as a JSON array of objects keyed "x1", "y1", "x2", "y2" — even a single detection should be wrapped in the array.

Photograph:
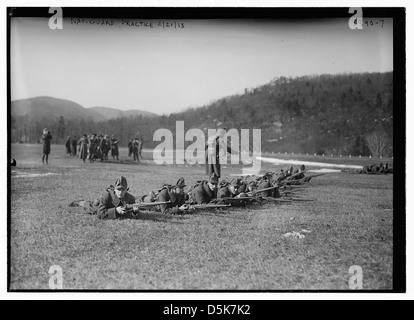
[{"x1": 73, "y1": 165, "x2": 306, "y2": 220}]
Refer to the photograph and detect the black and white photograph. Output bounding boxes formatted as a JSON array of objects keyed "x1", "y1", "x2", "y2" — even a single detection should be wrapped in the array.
[{"x1": 6, "y1": 4, "x2": 407, "y2": 298}]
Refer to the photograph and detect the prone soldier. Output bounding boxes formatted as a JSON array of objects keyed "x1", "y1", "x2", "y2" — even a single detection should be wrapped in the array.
[
  {"x1": 189, "y1": 173, "x2": 219, "y2": 204},
  {"x1": 217, "y1": 178, "x2": 242, "y2": 199},
  {"x1": 155, "y1": 178, "x2": 189, "y2": 214},
  {"x1": 69, "y1": 176, "x2": 139, "y2": 219}
]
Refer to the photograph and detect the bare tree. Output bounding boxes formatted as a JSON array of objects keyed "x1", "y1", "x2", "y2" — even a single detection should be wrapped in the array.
[{"x1": 365, "y1": 131, "x2": 391, "y2": 157}]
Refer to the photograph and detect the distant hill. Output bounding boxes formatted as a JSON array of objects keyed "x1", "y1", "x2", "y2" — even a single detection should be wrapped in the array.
[
  {"x1": 11, "y1": 96, "x2": 157, "y2": 122},
  {"x1": 10, "y1": 72, "x2": 394, "y2": 157},
  {"x1": 11, "y1": 96, "x2": 106, "y2": 122},
  {"x1": 89, "y1": 106, "x2": 157, "y2": 120}
]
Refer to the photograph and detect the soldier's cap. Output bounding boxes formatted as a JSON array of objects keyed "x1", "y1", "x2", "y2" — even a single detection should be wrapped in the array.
[
  {"x1": 230, "y1": 178, "x2": 242, "y2": 187},
  {"x1": 209, "y1": 173, "x2": 219, "y2": 185},
  {"x1": 218, "y1": 180, "x2": 229, "y2": 187},
  {"x1": 114, "y1": 176, "x2": 128, "y2": 190},
  {"x1": 175, "y1": 178, "x2": 186, "y2": 188},
  {"x1": 300, "y1": 165, "x2": 305, "y2": 171}
]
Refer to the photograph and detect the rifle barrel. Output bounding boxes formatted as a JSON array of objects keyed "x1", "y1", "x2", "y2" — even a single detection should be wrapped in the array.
[
  {"x1": 127, "y1": 201, "x2": 171, "y2": 208},
  {"x1": 261, "y1": 197, "x2": 292, "y2": 202},
  {"x1": 192, "y1": 204, "x2": 231, "y2": 208},
  {"x1": 248, "y1": 186, "x2": 278, "y2": 195}
]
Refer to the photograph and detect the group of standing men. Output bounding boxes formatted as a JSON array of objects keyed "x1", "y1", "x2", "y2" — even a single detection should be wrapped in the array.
[{"x1": 76, "y1": 134, "x2": 120, "y2": 163}]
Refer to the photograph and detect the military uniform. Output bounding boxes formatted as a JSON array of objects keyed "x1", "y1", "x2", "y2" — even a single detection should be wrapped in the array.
[
  {"x1": 156, "y1": 188, "x2": 186, "y2": 214},
  {"x1": 111, "y1": 137, "x2": 119, "y2": 159},
  {"x1": 99, "y1": 137, "x2": 108, "y2": 162},
  {"x1": 97, "y1": 188, "x2": 136, "y2": 219},
  {"x1": 72, "y1": 136, "x2": 77, "y2": 156},
  {"x1": 70, "y1": 176, "x2": 137, "y2": 219},
  {"x1": 255, "y1": 172, "x2": 280, "y2": 197},
  {"x1": 65, "y1": 136, "x2": 72, "y2": 155},
  {"x1": 78, "y1": 135, "x2": 88, "y2": 162},
  {"x1": 256, "y1": 178, "x2": 272, "y2": 197},
  {"x1": 97, "y1": 176, "x2": 137, "y2": 219},
  {"x1": 217, "y1": 178, "x2": 242, "y2": 199},
  {"x1": 42, "y1": 131, "x2": 53, "y2": 155},
  {"x1": 88, "y1": 135, "x2": 97, "y2": 162},
  {"x1": 190, "y1": 173, "x2": 219, "y2": 204},
  {"x1": 205, "y1": 132, "x2": 234, "y2": 178},
  {"x1": 292, "y1": 165, "x2": 306, "y2": 180},
  {"x1": 128, "y1": 140, "x2": 133, "y2": 157}
]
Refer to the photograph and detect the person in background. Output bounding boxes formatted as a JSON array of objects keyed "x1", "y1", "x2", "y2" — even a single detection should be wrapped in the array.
[
  {"x1": 41, "y1": 128, "x2": 53, "y2": 165},
  {"x1": 78, "y1": 134, "x2": 88, "y2": 163},
  {"x1": 72, "y1": 136, "x2": 77, "y2": 156},
  {"x1": 128, "y1": 139, "x2": 133, "y2": 157},
  {"x1": 111, "y1": 135, "x2": 119, "y2": 160},
  {"x1": 65, "y1": 136, "x2": 72, "y2": 155}
]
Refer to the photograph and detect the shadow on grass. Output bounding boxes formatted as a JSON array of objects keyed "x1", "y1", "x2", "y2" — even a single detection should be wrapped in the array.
[
  {"x1": 62, "y1": 207, "x2": 188, "y2": 224},
  {"x1": 134, "y1": 210, "x2": 189, "y2": 224}
]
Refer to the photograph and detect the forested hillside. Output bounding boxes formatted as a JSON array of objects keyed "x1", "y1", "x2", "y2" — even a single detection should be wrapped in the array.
[{"x1": 10, "y1": 72, "x2": 393, "y2": 156}]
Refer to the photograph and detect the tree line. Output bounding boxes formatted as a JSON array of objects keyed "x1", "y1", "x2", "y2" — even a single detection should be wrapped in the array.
[{"x1": 10, "y1": 72, "x2": 393, "y2": 157}]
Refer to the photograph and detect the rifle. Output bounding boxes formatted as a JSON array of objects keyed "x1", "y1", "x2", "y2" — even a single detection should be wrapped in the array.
[
  {"x1": 213, "y1": 197, "x2": 258, "y2": 205},
  {"x1": 191, "y1": 204, "x2": 232, "y2": 209},
  {"x1": 260, "y1": 197, "x2": 293, "y2": 203},
  {"x1": 247, "y1": 186, "x2": 278, "y2": 196},
  {"x1": 123, "y1": 201, "x2": 171, "y2": 210},
  {"x1": 281, "y1": 184, "x2": 308, "y2": 189},
  {"x1": 286, "y1": 169, "x2": 309, "y2": 180},
  {"x1": 301, "y1": 173, "x2": 327, "y2": 182}
]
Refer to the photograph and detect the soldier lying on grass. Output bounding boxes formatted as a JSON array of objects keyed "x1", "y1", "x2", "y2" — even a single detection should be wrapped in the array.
[
  {"x1": 69, "y1": 176, "x2": 139, "y2": 219},
  {"x1": 188, "y1": 173, "x2": 219, "y2": 205},
  {"x1": 216, "y1": 178, "x2": 242, "y2": 199},
  {"x1": 138, "y1": 178, "x2": 196, "y2": 214},
  {"x1": 155, "y1": 178, "x2": 191, "y2": 214}
]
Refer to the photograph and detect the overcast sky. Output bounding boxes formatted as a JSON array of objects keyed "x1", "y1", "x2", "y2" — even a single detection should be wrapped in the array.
[{"x1": 11, "y1": 17, "x2": 393, "y2": 115}]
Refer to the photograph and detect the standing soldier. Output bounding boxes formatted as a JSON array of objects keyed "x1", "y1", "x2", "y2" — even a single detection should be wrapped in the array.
[
  {"x1": 72, "y1": 136, "x2": 78, "y2": 156},
  {"x1": 65, "y1": 136, "x2": 72, "y2": 155},
  {"x1": 138, "y1": 137, "x2": 144, "y2": 160},
  {"x1": 104, "y1": 135, "x2": 110, "y2": 160},
  {"x1": 41, "y1": 128, "x2": 53, "y2": 165},
  {"x1": 78, "y1": 134, "x2": 88, "y2": 163},
  {"x1": 128, "y1": 139, "x2": 133, "y2": 157},
  {"x1": 132, "y1": 137, "x2": 140, "y2": 162},
  {"x1": 111, "y1": 135, "x2": 119, "y2": 160},
  {"x1": 205, "y1": 128, "x2": 238, "y2": 182},
  {"x1": 88, "y1": 134, "x2": 97, "y2": 162},
  {"x1": 190, "y1": 173, "x2": 219, "y2": 204},
  {"x1": 99, "y1": 136, "x2": 108, "y2": 162}
]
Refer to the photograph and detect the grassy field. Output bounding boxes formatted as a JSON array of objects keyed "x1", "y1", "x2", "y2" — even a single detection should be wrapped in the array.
[{"x1": 9, "y1": 143, "x2": 393, "y2": 290}]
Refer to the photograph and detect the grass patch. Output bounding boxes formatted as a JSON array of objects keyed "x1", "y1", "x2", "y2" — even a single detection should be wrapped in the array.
[{"x1": 10, "y1": 144, "x2": 393, "y2": 290}]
